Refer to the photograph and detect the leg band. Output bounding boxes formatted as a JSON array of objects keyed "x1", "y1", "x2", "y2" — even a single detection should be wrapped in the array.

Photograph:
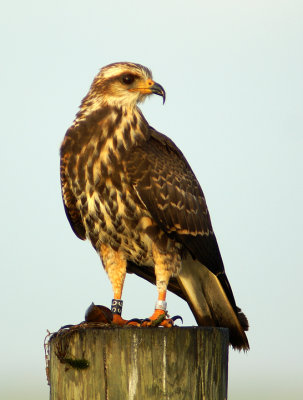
[
  {"x1": 155, "y1": 300, "x2": 167, "y2": 311},
  {"x1": 111, "y1": 299, "x2": 123, "y2": 315}
]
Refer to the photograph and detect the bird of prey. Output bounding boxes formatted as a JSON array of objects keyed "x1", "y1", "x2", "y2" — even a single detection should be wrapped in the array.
[{"x1": 60, "y1": 62, "x2": 249, "y2": 350}]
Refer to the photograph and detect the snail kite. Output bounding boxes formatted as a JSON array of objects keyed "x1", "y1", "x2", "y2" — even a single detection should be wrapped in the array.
[{"x1": 60, "y1": 62, "x2": 249, "y2": 350}]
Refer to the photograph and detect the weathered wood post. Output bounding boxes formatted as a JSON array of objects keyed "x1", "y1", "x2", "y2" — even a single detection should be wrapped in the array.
[{"x1": 48, "y1": 326, "x2": 229, "y2": 400}]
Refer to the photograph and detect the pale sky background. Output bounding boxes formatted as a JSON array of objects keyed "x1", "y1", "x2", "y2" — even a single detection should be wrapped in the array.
[{"x1": 1, "y1": 1, "x2": 302, "y2": 399}]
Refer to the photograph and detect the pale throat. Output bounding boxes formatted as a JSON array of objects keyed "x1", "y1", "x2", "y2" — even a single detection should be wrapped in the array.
[{"x1": 74, "y1": 90, "x2": 144, "y2": 125}]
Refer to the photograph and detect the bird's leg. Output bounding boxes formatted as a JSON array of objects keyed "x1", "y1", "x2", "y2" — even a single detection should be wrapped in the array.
[
  {"x1": 110, "y1": 293, "x2": 127, "y2": 326},
  {"x1": 141, "y1": 279, "x2": 174, "y2": 327},
  {"x1": 149, "y1": 288, "x2": 172, "y2": 327},
  {"x1": 144, "y1": 269, "x2": 174, "y2": 327},
  {"x1": 100, "y1": 244, "x2": 128, "y2": 325},
  {"x1": 141, "y1": 244, "x2": 180, "y2": 327}
]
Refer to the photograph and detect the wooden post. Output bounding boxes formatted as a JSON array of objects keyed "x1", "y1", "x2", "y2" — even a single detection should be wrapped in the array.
[{"x1": 48, "y1": 326, "x2": 229, "y2": 400}]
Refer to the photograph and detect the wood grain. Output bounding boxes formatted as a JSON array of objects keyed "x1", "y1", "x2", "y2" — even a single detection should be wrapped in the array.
[{"x1": 49, "y1": 326, "x2": 229, "y2": 400}]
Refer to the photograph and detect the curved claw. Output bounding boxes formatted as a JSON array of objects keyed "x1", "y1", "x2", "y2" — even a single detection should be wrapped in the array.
[
  {"x1": 60, "y1": 324, "x2": 76, "y2": 329},
  {"x1": 140, "y1": 318, "x2": 153, "y2": 327},
  {"x1": 171, "y1": 315, "x2": 183, "y2": 324},
  {"x1": 141, "y1": 318, "x2": 152, "y2": 324},
  {"x1": 127, "y1": 318, "x2": 143, "y2": 325},
  {"x1": 140, "y1": 314, "x2": 167, "y2": 327},
  {"x1": 159, "y1": 319, "x2": 174, "y2": 327}
]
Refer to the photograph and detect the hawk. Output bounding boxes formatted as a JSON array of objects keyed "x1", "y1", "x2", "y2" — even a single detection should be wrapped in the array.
[{"x1": 60, "y1": 62, "x2": 249, "y2": 350}]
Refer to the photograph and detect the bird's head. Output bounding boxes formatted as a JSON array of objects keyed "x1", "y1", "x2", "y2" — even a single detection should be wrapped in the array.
[{"x1": 80, "y1": 62, "x2": 166, "y2": 113}]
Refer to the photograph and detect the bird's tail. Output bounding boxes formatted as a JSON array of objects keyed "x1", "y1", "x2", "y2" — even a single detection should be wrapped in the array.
[{"x1": 177, "y1": 256, "x2": 249, "y2": 351}]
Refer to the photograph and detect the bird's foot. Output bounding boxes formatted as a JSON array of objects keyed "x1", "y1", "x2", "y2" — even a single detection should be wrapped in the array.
[
  {"x1": 112, "y1": 314, "x2": 142, "y2": 326},
  {"x1": 84, "y1": 303, "x2": 142, "y2": 326},
  {"x1": 84, "y1": 303, "x2": 182, "y2": 327},
  {"x1": 141, "y1": 309, "x2": 183, "y2": 327}
]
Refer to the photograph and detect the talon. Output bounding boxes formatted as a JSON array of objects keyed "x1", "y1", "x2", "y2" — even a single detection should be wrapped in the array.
[
  {"x1": 141, "y1": 318, "x2": 151, "y2": 324},
  {"x1": 111, "y1": 314, "x2": 143, "y2": 326},
  {"x1": 159, "y1": 318, "x2": 174, "y2": 327},
  {"x1": 127, "y1": 318, "x2": 143, "y2": 324},
  {"x1": 140, "y1": 318, "x2": 152, "y2": 327},
  {"x1": 140, "y1": 309, "x2": 175, "y2": 327},
  {"x1": 126, "y1": 318, "x2": 143, "y2": 326},
  {"x1": 171, "y1": 315, "x2": 183, "y2": 324},
  {"x1": 60, "y1": 324, "x2": 76, "y2": 329}
]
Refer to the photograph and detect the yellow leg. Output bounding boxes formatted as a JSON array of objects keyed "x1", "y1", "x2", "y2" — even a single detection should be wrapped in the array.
[
  {"x1": 141, "y1": 244, "x2": 179, "y2": 327},
  {"x1": 100, "y1": 244, "x2": 128, "y2": 325}
]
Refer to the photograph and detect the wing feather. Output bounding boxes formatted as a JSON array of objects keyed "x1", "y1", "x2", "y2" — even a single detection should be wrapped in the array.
[
  {"x1": 124, "y1": 128, "x2": 225, "y2": 273},
  {"x1": 124, "y1": 127, "x2": 240, "y2": 312},
  {"x1": 60, "y1": 146, "x2": 86, "y2": 240}
]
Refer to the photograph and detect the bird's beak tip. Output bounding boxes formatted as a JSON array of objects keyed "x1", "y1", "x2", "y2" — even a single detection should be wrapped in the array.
[{"x1": 150, "y1": 82, "x2": 166, "y2": 105}]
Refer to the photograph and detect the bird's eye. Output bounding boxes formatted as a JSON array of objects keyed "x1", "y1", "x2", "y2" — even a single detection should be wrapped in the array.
[{"x1": 121, "y1": 74, "x2": 135, "y2": 85}]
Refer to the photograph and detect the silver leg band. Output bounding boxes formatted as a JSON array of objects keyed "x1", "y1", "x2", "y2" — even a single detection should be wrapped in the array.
[{"x1": 155, "y1": 300, "x2": 167, "y2": 311}]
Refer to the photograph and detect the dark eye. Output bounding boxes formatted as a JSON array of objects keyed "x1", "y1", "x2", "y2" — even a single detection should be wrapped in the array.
[{"x1": 121, "y1": 74, "x2": 135, "y2": 85}]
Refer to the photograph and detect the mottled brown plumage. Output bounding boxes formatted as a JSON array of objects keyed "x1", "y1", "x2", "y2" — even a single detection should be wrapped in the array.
[{"x1": 60, "y1": 62, "x2": 249, "y2": 350}]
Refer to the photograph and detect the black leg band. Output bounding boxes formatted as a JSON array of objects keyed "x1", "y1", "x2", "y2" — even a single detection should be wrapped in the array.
[{"x1": 111, "y1": 299, "x2": 123, "y2": 315}]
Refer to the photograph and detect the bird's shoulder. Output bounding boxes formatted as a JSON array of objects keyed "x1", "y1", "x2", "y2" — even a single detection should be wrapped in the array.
[{"x1": 123, "y1": 126, "x2": 212, "y2": 235}]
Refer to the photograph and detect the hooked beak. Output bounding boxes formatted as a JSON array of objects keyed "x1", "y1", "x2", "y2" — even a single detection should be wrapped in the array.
[
  {"x1": 129, "y1": 79, "x2": 166, "y2": 104},
  {"x1": 149, "y1": 81, "x2": 166, "y2": 104}
]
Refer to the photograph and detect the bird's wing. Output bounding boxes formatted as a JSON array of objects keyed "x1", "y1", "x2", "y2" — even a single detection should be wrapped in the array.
[
  {"x1": 60, "y1": 145, "x2": 86, "y2": 240},
  {"x1": 124, "y1": 127, "x2": 249, "y2": 350},
  {"x1": 124, "y1": 127, "x2": 225, "y2": 275}
]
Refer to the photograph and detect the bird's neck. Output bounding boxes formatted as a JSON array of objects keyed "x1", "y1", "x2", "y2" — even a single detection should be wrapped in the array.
[
  {"x1": 66, "y1": 104, "x2": 149, "y2": 162},
  {"x1": 74, "y1": 89, "x2": 141, "y2": 125}
]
